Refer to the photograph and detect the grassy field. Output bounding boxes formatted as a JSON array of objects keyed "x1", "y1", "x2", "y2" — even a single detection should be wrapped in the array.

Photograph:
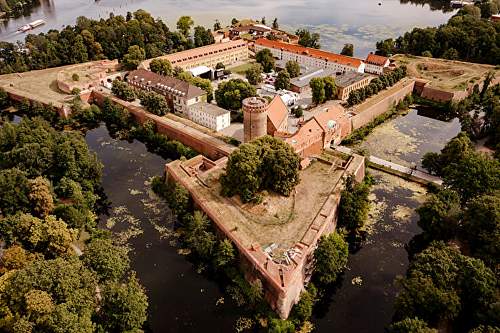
[
  {"x1": 228, "y1": 62, "x2": 255, "y2": 75},
  {"x1": 392, "y1": 54, "x2": 499, "y2": 92}
]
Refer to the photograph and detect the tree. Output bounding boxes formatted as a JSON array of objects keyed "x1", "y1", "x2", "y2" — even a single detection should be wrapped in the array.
[
  {"x1": 295, "y1": 29, "x2": 320, "y2": 49},
  {"x1": 213, "y1": 19, "x2": 222, "y2": 31},
  {"x1": 310, "y1": 77, "x2": 325, "y2": 104},
  {"x1": 338, "y1": 175, "x2": 371, "y2": 234},
  {"x1": 442, "y1": 48, "x2": 459, "y2": 60},
  {"x1": 82, "y1": 238, "x2": 130, "y2": 282},
  {"x1": 177, "y1": 16, "x2": 194, "y2": 37},
  {"x1": 215, "y1": 62, "x2": 225, "y2": 69},
  {"x1": 314, "y1": 232, "x2": 349, "y2": 285},
  {"x1": 194, "y1": 26, "x2": 215, "y2": 47},
  {"x1": 185, "y1": 211, "x2": 216, "y2": 259},
  {"x1": 221, "y1": 136, "x2": 300, "y2": 202},
  {"x1": 231, "y1": 18, "x2": 239, "y2": 26},
  {"x1": 99, "y1": 274, "x2": 148, "y2": 332},
  {"x1": 213, "y1": 239, "x2": 235, "y2": 269},
  {"x1": 28, "y1": 176, "x2": 54, "y2": 218},
  {"x1": 256, "y1": 48, "x2": 275, "y2": 73},
  {"x1": 1, "y1": 257, "x2": 98, "y2": 332},
  {"x1": 111, "y1": 79, "x2": 136, "y2": 102},
  {"x1": 293, "y1": 106, "x2": 304, "y2": 118},
  {"x1": 0, "y1": 88, "x2": 10, "y2": 110},
  {"x1": 140, "y1": 91, "x2": 169, "y2": 116},
  {"x1": 292, "y1": 284, "x2": 317, "y2": 322},
  {"x1": 272, "y1": 18, "x2": 279, "y2": 30},
  {"x1": 245, "y1": 63, "x2": 263, "y2": 85},
  {"x1": 285, "y1": 60, "x2": 300, "y2": 78},
  {"x1": 462, "y1": 193, "x2": 500, "y2": 267},
  {"x1": 215, "y1": 79, "x2": 256, "y2": 110},
  {"x1": 261, "y1": 17, "x2": 266, "y2": 25},
  {"x1": 149, "y1": 58, "x2": 172, "y2": 76},
  {"x1": 274, "y1": 70, "x2": 291, "y2": 91},
  {"x1": 388, "y1": 317, "x2": 438, "y2": 333},
  {"x1": 340, "y1": 43, "x2": 354, "y2": 57},
  {"x1": 416, "y1": 189, "x2": 461, "y2": 241},
  {"x1": 0, "y1": 168, "x2": 31, "y2": 216},
  {"x1": 122, "y1": 45, "x2": 145, "y2": 70},
  {"x1": 323, "y1": 76, "x2": 337, "y2": 100}
]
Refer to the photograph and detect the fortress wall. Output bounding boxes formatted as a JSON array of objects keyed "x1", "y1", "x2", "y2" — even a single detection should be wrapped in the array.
[
  {"x1": 91, "y1": 90, "x2": 234, "y2": 160},
  {"x1": 350, "y1": 80, "x2": 415, "y2": 130},
  {"x1": 165, "y1": 155, "x2": 366, "y2": 319}
]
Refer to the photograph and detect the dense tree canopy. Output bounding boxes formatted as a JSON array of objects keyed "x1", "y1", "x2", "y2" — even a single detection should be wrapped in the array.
[
  {"x1": 376, "y1": 7, "x2": 500, "y2": 65},
  {"x1": 215, "y1": 79, "x2": 257, "y2": 110},
  {"x1": 340, "y1": 43, "x2": 354, "y2": 57},
  {"x1": 285, "y1": 60, "x2": 301, "y2": 78},
  {"x1": 256, "y1": 49, "x2": 276, "y2": 73},
  {"x1": 221, "y1": 136, "x2": 300, "y2": 202},
  {"x1": 149, "y1": 58, "x2": 173, "y2": 76},
  {"x1": 394, "y1": 242, "x2": 497, "y2": 330},
  {"x1": 274, "y1": 70, "x2": 291, "y2": 90},
  {"x1": 295, "y1": 29, "x2": 321, "y2": 49},
  {"x1": 140, "y1": 90, "x2": 170, "y2": 116},
  {"x1": 313, "y1": 232, "x2": 349, "y2": 285},
  {"x1": 0, "y1": 116, "x2": 149, "y2": 332},
  {"x1": 246, "y1": 64, "x2": 264, "y2": 85},
  {"x1": 422, "y1": 132, "x2": 500, "y2": 202},
  {"x1": 0, "y1": 10, "x2": 201, "y2": 74}
]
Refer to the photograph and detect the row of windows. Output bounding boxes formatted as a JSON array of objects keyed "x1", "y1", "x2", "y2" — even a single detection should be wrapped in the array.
[{"x1": 171, "y1": 46, "x2": 247, "y2": 65}]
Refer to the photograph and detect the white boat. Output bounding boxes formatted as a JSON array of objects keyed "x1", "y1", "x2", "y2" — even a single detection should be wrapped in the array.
[{"x1": 17, "y1": 19, "x2": 46, "y2": 32}]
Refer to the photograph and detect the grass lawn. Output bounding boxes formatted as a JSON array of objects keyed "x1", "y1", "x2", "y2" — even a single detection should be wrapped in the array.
[{"x1": 229, "y1": 62, "x2": 255, "y2": 75}]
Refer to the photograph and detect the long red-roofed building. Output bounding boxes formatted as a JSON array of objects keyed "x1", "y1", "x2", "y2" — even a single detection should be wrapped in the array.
[{"x1": 255, "y1": 38, "x2": 365, "y2": 74}]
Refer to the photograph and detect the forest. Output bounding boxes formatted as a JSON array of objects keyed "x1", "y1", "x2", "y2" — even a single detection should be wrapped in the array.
[
  {"x1": 376, "y1": 2, "x2": 500, "y2": 65},
  {"x1": 0, "y1": 10, "x2": 215, "y2": 74},
  {"x1": 0, "y1": 116, "x2": 149, "y2": 332}
]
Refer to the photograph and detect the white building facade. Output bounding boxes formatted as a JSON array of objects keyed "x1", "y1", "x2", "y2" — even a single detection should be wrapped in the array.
[
  {"x1": 255, "y1": 39, "x2": 365, "y2": 74},
  {"x1": 188, "y1": 102, "x2": 231, "y2": 132}
]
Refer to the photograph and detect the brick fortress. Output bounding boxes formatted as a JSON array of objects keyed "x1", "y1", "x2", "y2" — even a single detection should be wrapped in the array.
[{"x1": 166, "y1": 96, "x2": 365, "y2": 318}]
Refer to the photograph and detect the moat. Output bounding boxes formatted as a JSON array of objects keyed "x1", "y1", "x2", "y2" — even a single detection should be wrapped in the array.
[
  {"x1": 0, "y1": 0, "x2": 455, "y2": 56},
  {"x1": 84, "y1": 105, "x2": 459, "y2": 332}
]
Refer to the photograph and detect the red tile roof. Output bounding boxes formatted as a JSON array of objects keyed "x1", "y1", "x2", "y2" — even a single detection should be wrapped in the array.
[
  {"x1": 267, "y1": 96, "x2": 288, "y2": 132},
  {"x1": 365, "y1": 53, "x2": 389, "y2": 66},
  {"x1": 255, "y1": 38, "x2": 363, "y2": 68},
  {"x1": 128, "y1": 69, "x2": 205, "y2": 99}
]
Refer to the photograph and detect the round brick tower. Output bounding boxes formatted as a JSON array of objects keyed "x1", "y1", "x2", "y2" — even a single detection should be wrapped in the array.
[{"x1": 243, "y1": 97, "x2": 269, "y2": 143}]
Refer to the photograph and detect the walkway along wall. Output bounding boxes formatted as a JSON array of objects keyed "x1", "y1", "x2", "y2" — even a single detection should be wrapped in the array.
[
  {"x1": 90, "y1": 89, "x2": 235, "y2": 161},
  {"x1": 350, "y1": 78, "x2": 415, "y2": 130}
]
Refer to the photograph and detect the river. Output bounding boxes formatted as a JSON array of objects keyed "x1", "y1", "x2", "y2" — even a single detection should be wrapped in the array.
[
  {"x1": 83, "y1": 117, "x2": 449, "y2": 332},
  {"x1": 0, "y1": 0, "x2": 455, "y2": 56}
]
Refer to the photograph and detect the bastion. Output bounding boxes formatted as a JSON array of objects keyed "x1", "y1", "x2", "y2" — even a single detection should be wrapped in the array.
[{"x1": 165, "y1": 151, "x2": 365, "y2": 318}]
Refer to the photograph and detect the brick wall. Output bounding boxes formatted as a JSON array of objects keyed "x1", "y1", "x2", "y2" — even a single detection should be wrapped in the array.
[
  {"x1": 91, "y1": 90, "x2": 235, "y2": 160},
  {"x1": 350, "y1": 79, "x2": 415, "y2": 130}
]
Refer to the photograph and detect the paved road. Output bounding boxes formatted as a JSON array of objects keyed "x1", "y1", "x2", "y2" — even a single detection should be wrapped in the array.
[{"x1": 334, "y1": 145, "x2": 443, "y2": 185}]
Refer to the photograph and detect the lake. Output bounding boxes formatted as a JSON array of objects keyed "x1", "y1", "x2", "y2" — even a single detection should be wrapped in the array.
[{"x1": 0, "y1": 0, "x2": 455, "y2": 56}]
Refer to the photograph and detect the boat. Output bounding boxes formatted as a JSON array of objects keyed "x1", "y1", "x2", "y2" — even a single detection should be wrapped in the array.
[{"x1": 17, "y1": 19, "x2": 46, "y2": 32}]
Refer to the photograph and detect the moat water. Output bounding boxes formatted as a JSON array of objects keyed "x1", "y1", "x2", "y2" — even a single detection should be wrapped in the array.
[
  {"x1": 0, "y1": 0, "x2": 455, "y2": 56},
  {"x1": 82, "y1": 107, "x2": 459, "y2": 332}
]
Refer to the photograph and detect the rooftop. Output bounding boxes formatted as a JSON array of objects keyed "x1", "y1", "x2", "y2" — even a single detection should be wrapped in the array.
[
  {"x1": 128, "y1": 69, "x2": 205, "y2": 99},
  {"x1": 290, "y1": 68, "x2": 337, "y2": 88},
  {"x1": 335, "y1": 71, "x2": 372, "y2": 88},
  {"x1": 190, "y1": 102, "x2": 230, "y2": 117},
  {"x1": 141, "y1": 40, "x2": 248, "y2": 68},
  {"x1": 256, "y1": 38, "x2": 364, "y2": 68},
  {"x1": 365, "y1": 53, "x2": 390, "y2": 66},
  {"x1": 267, "y1": 96, "x2": 288, "y2": 131}
]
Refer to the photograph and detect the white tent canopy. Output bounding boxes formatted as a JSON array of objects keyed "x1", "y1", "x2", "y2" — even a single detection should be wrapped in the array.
[{"x1": 188, "y1": 66, "x2": 212, "y2": 77}]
